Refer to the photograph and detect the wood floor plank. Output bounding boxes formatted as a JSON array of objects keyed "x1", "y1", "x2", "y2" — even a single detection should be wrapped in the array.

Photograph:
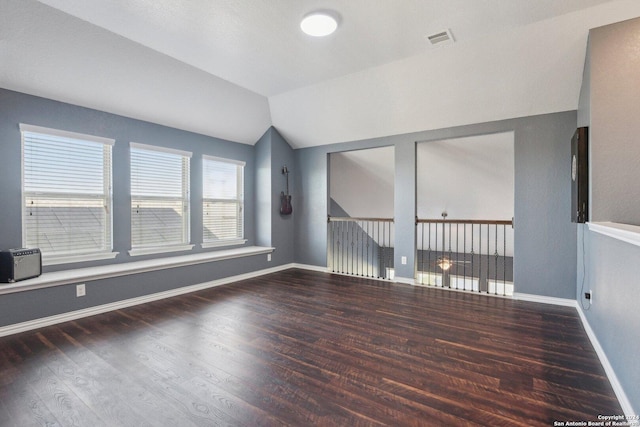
[
  {"x1": 0, "y1": 269, "x2": 623, "y2": 426},
  {"x1": 62, "y1": 322, "x2": 265, "y2": 427}
]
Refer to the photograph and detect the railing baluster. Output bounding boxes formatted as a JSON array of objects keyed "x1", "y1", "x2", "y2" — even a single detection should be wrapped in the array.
[
  {"x1": 327, "y1": 219, "x2": 331, "y2": 272},
  {"x1": 388, "y1": 220, "x2": 391, "y2": 278},
  {"x1": 414, "y1": 218, "x2": 513, "y2": 296},
  {"x1": 494, "y1": 225, "x2": 504, "y2": 295},
  {"x1": 366, "y1": 221, "x2": 370, "y2": 277},
  {"x1": 420, "y1": 222, "x2": 424, "y2": 285},
  {"x1": 368, "y1": 221, "x2": 371, "y2": 277},
  {"x1": 327, "y1": 217, "x2": 394, "y2": 279},
  {"x1": 383, "y1": 221, "x2": 387, "y2": 278},
  {"x1": 463, "y1": 223, "x2": 467, "y2": 288},
  {"x1": 350, "y1": 221, "x2": 353, "y2": 275},
  {"x1": 471, "y1": 223, "x2": 475, "y2": 292},
  {"x1": 380, "y1": 220, "x2": 383, "y2": 279},
  {"x1": 377, "y1": 221, "x2": 380, "y2": 278},
  {"x1": 503, "y1": 224, "x2": 506, "y2": 295},
  {"x1": 449, "y1": 223, "x2": 458, "y2": 283},
  {"x1": 332, "y1": 221, "x2": 336, "y2": 273},
  {"x1": 334, "y1": 221, "x2": 338, "y2": 274},
  {"x1": 358, "y1": 221, "x2": 361, "y2": 276},
  {"x1": 486, "y1": 223, "x2": 489, "y2": 293},
  {"x1": 335, "y1": 221, "x2": 339, "y2": 273},
  {"x1": 341, "y1": 220, "x2": 345, "y2": 274},
  {"x1": 337, "y1": 221, "x2": 340, "y2": 273},
  {"x1": 503, "y1": 223, "x2": 507, "y2": 295},
  {"x1": 478, "y1": 223, "x2": 482, "y2": 293},
  {"x1": 346, "y1": 221, "x2": 350, "y2": 274},
  {"x1": 448, "y1": 222, "x2": 452, "y2": 279},
  {"x1": 428, "y1": 223, "x2": 432, "y2": 286},
  {"x1": 345, "y1": 221, "x2": 348, "y2": 274},
  {"x1": 361, "y1": 221, "x2": 365, "y2": 276}
]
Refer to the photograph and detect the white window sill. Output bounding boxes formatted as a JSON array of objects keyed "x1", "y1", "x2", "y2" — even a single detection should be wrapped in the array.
[
  {"x1": 128, "y1": 244, "x2": 195, "y2": 257},
  {"x1": 0, "y1": 246, "x2": 275, "y2": 296},
  {"x1": 201, "y1": 239, "x2": 247, "y2": 249},
  {"x1": 587, "y1": 222, "x2": 640, "y2": 248},
  {"x1": 43, "y1": 251, "x2": 119, "y2": 266}
]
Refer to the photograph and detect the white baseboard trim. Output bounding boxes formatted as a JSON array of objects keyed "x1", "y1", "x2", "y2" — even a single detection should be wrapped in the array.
[
  {"x1": 576, "y1": 306, "x2": 635, "y2": 418},
  {"x1": 290, "y1": 263, "x2": 330, "y2": 273},
  {"x1": 394, "y1": 276, "x2": 415, "y2": 285},
  {"x1": 0, "y1": 263, "x2": 292, "y2": 338},
  {"x1": 512, "y1": 292, "x2": 578, "y2": 307}
]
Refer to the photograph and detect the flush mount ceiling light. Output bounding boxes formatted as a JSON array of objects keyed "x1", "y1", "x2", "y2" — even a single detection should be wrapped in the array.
[{"x1": 300, "y1": 11, "x2": 339, "y2": 37}]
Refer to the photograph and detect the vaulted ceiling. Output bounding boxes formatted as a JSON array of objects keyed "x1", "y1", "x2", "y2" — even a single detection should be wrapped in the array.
[{"x1": 2, "y1": 0, "x2": 640, "y2": 148}]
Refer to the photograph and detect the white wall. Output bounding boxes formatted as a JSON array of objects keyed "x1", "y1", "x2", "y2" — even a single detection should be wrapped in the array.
[
  {"x1": 329, "y1": 146, "x2": 395, "y2": 219},
  {"x1": 416, "y1": 132, "x2": 515, "y2": 257},
  {"x1": 329, "y1": 134, "x2": 514, "y2": 227},
  {"x1": 417, "y1": 132, "x2": 514, "y2": 220}
]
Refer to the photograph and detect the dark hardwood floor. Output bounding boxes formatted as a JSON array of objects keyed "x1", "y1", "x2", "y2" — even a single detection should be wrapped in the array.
[{"x1": 0, "y1": 269, "x2": 622, "y2": 426}]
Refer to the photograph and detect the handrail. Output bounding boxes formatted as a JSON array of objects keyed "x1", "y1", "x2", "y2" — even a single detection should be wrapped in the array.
[
  {"x1": 416, "y1": 218, "x2": 513, "y2": 226},
  {"x1": 328, "y1": 216, "x2": 394, "y2": 223}
]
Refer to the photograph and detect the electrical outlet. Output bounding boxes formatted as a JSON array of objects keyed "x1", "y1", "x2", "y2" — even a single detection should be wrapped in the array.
[
  {"x1": 584, "y1": 290, "x2": 593, "y2": 304},
  {"x1": 401, "y1": 256, "x2": 407, "y2": 265},
  {"x1": 267, "y1": 254, "x2": 272, "y2": 262},
  {"x1": 76, "y1": 283, "x2": 86, "y2": 297}
]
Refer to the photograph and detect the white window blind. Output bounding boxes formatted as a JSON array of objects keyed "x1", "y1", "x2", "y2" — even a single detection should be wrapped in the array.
[
  {"x1": 20, "y1": 124, "x2": 114, "y2": 260},
  {"x1": 130, "y1": 143, "x2": 191, "y2": 251},
  {"x1": 202, "y1": 156, "x2": 245, "y2": 245}
]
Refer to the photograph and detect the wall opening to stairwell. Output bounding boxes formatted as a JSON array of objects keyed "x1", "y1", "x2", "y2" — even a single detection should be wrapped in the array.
[
  {"x1": 416, "y1": 132, "x2": 515, "y2": 295},
  {"x1": 327, "y1": 146, "x2": 395, "y2": 278}
]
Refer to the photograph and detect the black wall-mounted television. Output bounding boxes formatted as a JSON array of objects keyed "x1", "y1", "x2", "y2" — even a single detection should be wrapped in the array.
[{"x1": 571, "y1": 127, "x2": 589, "y2": 223}]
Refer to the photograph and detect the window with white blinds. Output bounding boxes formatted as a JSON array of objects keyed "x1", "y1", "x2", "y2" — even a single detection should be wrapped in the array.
[
  {"x1": 202, "y1": 156, "x2": 245, "y2": 247},
  {"x1": 20, "y1": 124, "x2": 115, "y2": 263},
  {"x1": 130, "y1": 142, "x2": 192, "y2": 255}
]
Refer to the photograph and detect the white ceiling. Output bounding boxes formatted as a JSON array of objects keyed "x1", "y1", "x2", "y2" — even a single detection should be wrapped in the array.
[{"x1": 2, "y1": 0, "x2": 640, "y2": 147}]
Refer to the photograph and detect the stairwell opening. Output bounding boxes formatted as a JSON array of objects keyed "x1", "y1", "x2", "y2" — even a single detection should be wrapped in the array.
[{"x1": 327, "y1": 146, "x2": 395, "y2": 279}]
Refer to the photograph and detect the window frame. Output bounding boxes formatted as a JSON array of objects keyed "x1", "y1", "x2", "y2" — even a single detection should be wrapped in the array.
[
  {"x1": 128, "y1": 142, "x2": 193, "y2": 257},
  {"x1": 20, "y1": 123, "x2": 118, "y2": 266},
  {"x1": 201, "y1": 155, "x2": 246, "y2": 248}
]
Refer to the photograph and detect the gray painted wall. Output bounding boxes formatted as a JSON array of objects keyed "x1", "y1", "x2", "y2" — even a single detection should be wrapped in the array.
[
  {"x1": 0, "y1": 88, "x2": 257, "y2": 266},
  {"x1": 294, "y1": 111, "x2": 578, "y2": 298},
  {"x1": 269, "y1": 128, "x2": 296, "y2": 265},
  {"x1": 394, "y1": 141, "x2": 416, "y2": 279},
  {"x1": 0, "y1": 89, "x2": 284, "y2": 327},
  {"x1": 581, "y1": 229, "x2": 640, "y2": 413},
  {"x1": 253, "y1": 127, "x2": 296, "y2": 264},
  {"x1": 254, "y1": 129, "x2": 272, "y2": 247},
  {"x1": 590, "y1": 17, "x2": 640, "y2": 225},
  {"x1": 0, "y1": 254, "x2": 273, "y2": 327},
  {"x1": 577, "y1": 36, "x2": 591, "y2": 129},
  {"x1": 577, "y1": 18, "x2": 640, "y2": 414}
]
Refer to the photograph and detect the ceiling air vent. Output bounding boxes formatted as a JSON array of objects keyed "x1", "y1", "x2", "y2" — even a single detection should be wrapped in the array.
[{"x1": 425, "y1": 29, "x2": 455, "y2": 47}]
